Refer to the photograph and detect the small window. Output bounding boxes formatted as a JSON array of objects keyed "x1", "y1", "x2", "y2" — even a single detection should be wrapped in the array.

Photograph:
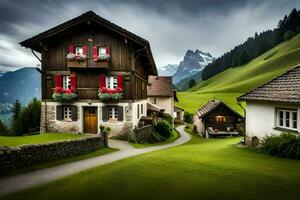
[
  {"x1": 99, "y1": 47, "x2": 108, "y2": 60},
  {"x1": 109, "y1": 107, "x2": 118, "y2": 120},
  {"x1": 75, "y1": 47, "x2": 83, "y2": 55},
  {"x1": 141, "y1": 104, "x2": 144, "y2": 115},
  {"x1": 276, "y1": 109, "x2": 298, "y2": 130},
  {"x1": 106, "y1": 76, "x2": 118, "y2": 89},
  {"x1": 64, "y1": 106, "x2": 72, "y2": 119},
  {"x1": 137, "y1": 105, "x2": 140, "y2": 119},
  {"x1": 63, "y1": 76, "x2": 71, "y2": 89},
  {"x1": 216, "y1": 116, "x2": 226, "y2": 123},
  {"x1": 153, "y1": 98, "x2": 156, "y2": 104}
]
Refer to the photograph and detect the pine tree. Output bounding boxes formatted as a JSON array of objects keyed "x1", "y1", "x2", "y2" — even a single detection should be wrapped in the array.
[
  {"x1": 11, "y1": 100, "x2": 23, "y2": 135},
  {"x1": 188, "y1": 79, "x2": 196, "y2": 89},
  {"x1": 0, "y1": 119, "x2": 8, "y2": 135}
]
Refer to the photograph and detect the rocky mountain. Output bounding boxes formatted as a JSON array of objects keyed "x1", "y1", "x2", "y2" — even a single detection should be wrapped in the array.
[
  {"x1": 172, "y1": 49, "x2": 214, "y2": 84},
  {"x1": 0, "y1": 67, "x2": 41, "y2": 105},
  {"x1": 158, "y1": 64, "x2": 179, "y2": 76}
]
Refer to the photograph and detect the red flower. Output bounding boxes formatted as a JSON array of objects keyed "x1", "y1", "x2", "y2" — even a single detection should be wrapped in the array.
[{"x1": 55, "y1": 87, "x2": 63, "y2": 93}]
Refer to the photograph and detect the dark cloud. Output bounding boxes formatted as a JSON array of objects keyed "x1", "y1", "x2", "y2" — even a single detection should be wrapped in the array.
[{"x1": 0, "y1": 0, "x2": 299, "y2": 71}]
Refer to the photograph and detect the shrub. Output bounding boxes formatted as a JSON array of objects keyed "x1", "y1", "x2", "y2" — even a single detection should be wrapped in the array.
[
  {"x1": 155, "y1": 120, "x2": 172, "y2": 138},
  {"x1": 283, "y1": 30, "x2": 296, "y2": 41},
  {"x1": 184, "y1": 111, "x2": 193, "y2": 123},
  {"x1": 261, "y1": 133, "x2": 300, "y2": 159},
  {"x1": 162, "y1": 113, "x2": 173, "y2": 124}
]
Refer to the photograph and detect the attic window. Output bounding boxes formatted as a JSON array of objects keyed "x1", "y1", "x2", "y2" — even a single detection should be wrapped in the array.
[{"x1": 216, "y1": 116, "x2": 226, "y2": 123}]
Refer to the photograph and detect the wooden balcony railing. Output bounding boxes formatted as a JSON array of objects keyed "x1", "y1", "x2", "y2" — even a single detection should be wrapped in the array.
[{"x1": 67, "y1": 58, "x2": 110, "y2": 68}]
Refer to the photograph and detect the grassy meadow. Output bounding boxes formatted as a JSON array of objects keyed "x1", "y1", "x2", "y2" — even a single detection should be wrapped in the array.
[
  {"x1": 176, "y1": 34, "x2": 300, "y2": 114},
  {"x1": 2, "y1": 135, "x2": 300, "y2": 200}
]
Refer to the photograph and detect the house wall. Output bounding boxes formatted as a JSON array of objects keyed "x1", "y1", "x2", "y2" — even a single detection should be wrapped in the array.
[
  {"x1": 147, "y1": 97, "x2": 174, "y2": 117},
  {"x1": 40, "y1": 100, "x2": 146, "y2": 137},
  {"x1": 194, "y1": 116, "x2": 204, "y2": 136},
  {"x1": 245, "y1": 101, "x2": 300, "y2": 145}
]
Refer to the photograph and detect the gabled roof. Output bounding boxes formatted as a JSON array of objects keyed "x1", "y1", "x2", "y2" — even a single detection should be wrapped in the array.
[
  {"x1": 174, "y1": 106, "x2": 184, "y2": 112},
  {"x1": 196, "y1": 100, "x2": 244, "y2": 119},
  {"x1": 238, "y1": 65, "x2": 300, "y2": 103},
  {"x1": 19, "y1": 11, "x2": 157, "y2": 74},
  {"x1": 147, "y1": 76, "x2": 173, "y2": 97}
]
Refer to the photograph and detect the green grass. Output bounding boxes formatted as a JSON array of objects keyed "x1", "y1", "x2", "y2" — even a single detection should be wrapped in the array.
[
  {"x1": 1, "y1": 147, "x2": 117, "y2": 178},
  {"x1": 0, "y1": 133, "x2": 88, "y2": 147},
  {"x1": 176, "y1": 34, "x2": 300, "y2": 114},
  {"x1": 130, "y1": 130, "x2": 179, "y2": 148},
  {"x1": 3, "y1": 135, "x2": 300, "y2": 200}
]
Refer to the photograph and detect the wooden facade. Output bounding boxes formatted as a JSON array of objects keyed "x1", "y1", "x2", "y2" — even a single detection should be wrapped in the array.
[
  {"x1": 21, "y1": 11, "x2": 156, "y2": 102},
  {"x1": 202, "y1": 104, "x2": 241, "y2": 131}
]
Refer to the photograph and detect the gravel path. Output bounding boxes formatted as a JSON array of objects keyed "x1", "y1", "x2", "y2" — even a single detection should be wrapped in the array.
[{"x1": 0, "y1": 125, "x2": 191, "y2": 197}]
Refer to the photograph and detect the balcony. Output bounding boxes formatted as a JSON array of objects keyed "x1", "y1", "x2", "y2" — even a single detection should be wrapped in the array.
[{"x1": 67, "y1": 58, "x2": 109, "y2": 69}]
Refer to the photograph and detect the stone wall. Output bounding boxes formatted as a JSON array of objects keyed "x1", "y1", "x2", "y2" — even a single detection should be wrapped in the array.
[
  {"x1": 40, "y1": 104, "x2": 56, "y2": 133},
  {"x1": 0, "y1": 136, "x2": 103, "y2": 173},
  {"x1": 132, "y1": 125, "x2": 156, "y2": 143}
]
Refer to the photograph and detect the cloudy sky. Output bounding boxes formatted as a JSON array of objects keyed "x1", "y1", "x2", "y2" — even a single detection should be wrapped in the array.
[{"x1": 0, "y1": 0, "x2": 299, "y2": 71}]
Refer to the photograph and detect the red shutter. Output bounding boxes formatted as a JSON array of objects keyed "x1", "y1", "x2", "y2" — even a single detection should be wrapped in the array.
[
  {"x1": 68, "y1": 45, "x2": 75, "y2": 54},
  {"x1": 54, "y1": 74, "x2": 63, "y2": 88},
  {"x1": 99, "y1": 74, "x2": 106, "y2": 88},
  {"x1": 70, "y1": 74, "x2": 77, "y2": 89},
  {"x1": 117, "y1": 74, "x2": 123, "y2": 90},
  {"x1": 92, "y1": 46, "x2": 98, "y2": 59},
  {"x1": 83, "y1": 45, "x2": 88, "y2": 56},
  {"x1": 106, "y1": 47, "x2": 110, "y2": 57}
]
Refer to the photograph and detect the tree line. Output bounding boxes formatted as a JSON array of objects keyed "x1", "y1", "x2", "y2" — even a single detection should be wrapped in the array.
[
  {"x1": 0, "y1": 98, "x2": 41, "y2": 136},
  {"x1": 202, "y1": 8, "x2": 300, "y2": 80}
]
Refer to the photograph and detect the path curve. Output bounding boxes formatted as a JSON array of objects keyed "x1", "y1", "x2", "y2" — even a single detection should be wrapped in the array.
[{"x1": 0, "y1": 125, "x2": 191, "y2": 197}]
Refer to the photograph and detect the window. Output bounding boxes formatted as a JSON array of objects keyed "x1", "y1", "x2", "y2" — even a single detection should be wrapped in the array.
[
  {"x1": 63, "y1": 76, "x2": 71, "y2": 89},
  {"x1": 141, "y1": 104, "x2": 144, "y2": 115},
  {"x1": 216, "y1": 116, "x2": 226, "y2": 123},
  {"x1": 153, "y1": 98, "x2": 156, "y2": 104},
  {"x1": 109, "y1": 107, "x2": 118, "y2": 120},
  {"x1": 75, "y1": 47, "x2": 83, "y2": 55},
  {"x1": 106, "y1": 76, "x2": 118, "y2": 89},
  {"x1": 64, "y1": 106, "x2": 72, "y2": 119},
  {"x1": 276, "y1": 109, "x2": 298, "y2": 130},
  {"x1": 99, "y1": 47, "x2": 108, "y2": 60}
]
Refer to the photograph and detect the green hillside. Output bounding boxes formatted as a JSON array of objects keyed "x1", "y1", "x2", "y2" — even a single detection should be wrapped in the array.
[{"x1": 176, "y1": 34, "x2": 300, "y2": 114}]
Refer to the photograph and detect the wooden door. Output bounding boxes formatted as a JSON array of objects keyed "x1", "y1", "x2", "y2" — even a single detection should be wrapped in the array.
[{"x1": 84, "y1": 107, "x2": 98, "y2": 133}]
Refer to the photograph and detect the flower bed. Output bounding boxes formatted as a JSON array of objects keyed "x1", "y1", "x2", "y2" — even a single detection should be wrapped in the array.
[
  {"x1": 66, "y1": 53, "x2": 86, "y2": 62},
  {"x1": 52, "y1": 87, "x2": 77, "y2": 102},
  {"x1": 98, "y1": 87, "x2": 123, "y2": 102}
]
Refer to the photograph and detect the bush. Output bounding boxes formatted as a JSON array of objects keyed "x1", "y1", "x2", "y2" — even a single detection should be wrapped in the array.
[
  {"x1": 184, "y1": 111, "x2": 193, "y2": 123},
  {"x1": 155, "y1": 120, "x2": 172, "y2": 138},
  {"x1": 261, "y1": 133, "x2": 300, "y2": 159},
  {"x1": 162, "y1": 113, "x2": 173, "y2": 124}
]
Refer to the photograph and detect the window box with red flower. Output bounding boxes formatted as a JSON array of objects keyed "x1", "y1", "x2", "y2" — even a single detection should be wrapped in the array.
[
  {"x1": 66, "y1": 45, "x2": 88, "y2": 68},
  {"x1": 52, "y1": 74, "x2": 78, "y2": 102},
  {"x1": 98, "y1": 74, "x2": 123, "y2": 102},
  {"x1": 93, "y1": 46, "x2": 111, "y2": 62}
]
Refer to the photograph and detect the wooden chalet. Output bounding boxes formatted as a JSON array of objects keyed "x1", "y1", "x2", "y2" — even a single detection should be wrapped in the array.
[
  {"x1": 20, "y1": 11, "x2": 157, "y2": 136},
  {"x1": 194, "y1": 100, "x2": 244, "y2": 138}
]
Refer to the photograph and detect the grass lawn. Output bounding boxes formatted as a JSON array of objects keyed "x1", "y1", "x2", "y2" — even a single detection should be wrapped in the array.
[
  {"x1": 1, "y1": 147, "x2": 117, "y2": 178},
  {"x1": 130, "y1": 130, "x2": 179, "y2": 148},
  {"x1": 2, "y1": 134, "x2": 300, "y2": 200},
  {"x1": 0, "y1": 133, "x2": 88, "y2": 147}
]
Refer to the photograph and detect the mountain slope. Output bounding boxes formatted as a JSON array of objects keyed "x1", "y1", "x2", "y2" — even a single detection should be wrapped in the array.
[
  {"x1": 0, "y1": 67, "x2": 41, "y2": 104},
  {"x1": 176, "y1": 34, "x2": 300, "y2": 114},
  {"x1": 172, "y1": 50, "x2": 213, "y2": 84}
]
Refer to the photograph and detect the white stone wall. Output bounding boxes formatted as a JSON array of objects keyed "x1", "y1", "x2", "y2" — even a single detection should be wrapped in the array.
[
  {"x1": 245, "y1": 101, "x2": 300, "y2": 144},
  {"x1": 41, "y1": 101, "x2": 137, "y2": 137}
]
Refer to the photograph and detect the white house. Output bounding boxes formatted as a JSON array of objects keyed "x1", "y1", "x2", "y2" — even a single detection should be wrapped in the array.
[
  {"x1": 238, "y1": 65, "x2": 300, "y2": 146},
  {"x1": 147, "y1": 76, "x2": 174, "y2": 117}
]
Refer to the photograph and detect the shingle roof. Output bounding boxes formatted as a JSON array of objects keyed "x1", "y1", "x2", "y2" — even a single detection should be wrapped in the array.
[
  {"x1": 147, "y1": 76, "x2": 173, "y2": 97},
  {"x1": 196, "y1": 100, "x2": 244, "y2": 119},
  {"x1": 238, "y1": 65, "x2": 300, "y2": 103}
]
